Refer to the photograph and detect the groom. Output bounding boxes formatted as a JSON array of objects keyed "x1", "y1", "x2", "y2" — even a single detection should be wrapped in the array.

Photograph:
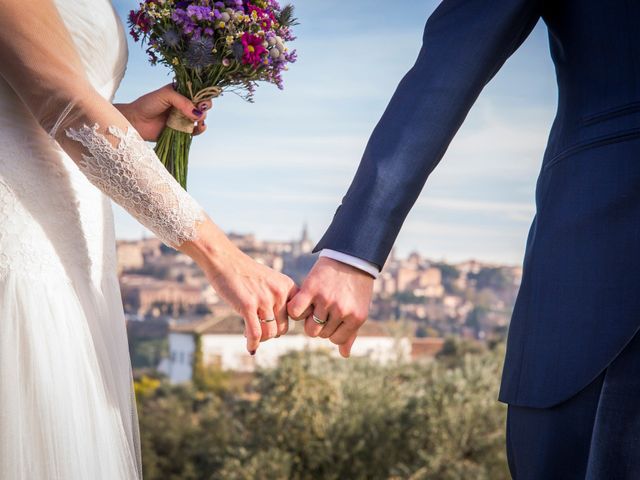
[{"x1": 288, "y1": 0, "x2": 640, "y2": 477}]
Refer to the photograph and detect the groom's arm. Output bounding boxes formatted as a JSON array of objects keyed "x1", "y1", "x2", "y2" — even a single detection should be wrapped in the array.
[
  {"x1": 289, "y1": 0, "x2": 542, "y2": 356},
  {"x1": 319, "y1": 249, "x2": 380, "y2": 279},
  {"x1": 315, "y1": 0, "x2": 542, "y2": 268}
]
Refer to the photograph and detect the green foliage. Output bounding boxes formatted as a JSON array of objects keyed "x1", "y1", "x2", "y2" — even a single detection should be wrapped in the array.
[
  {"x1": 131, "y1": 338, "x2": 168, "y2": 369},
  {"x1": 191, "y1": 333, "x2": 205, "y2": 389},
  {"x1": 436, "y1": 337, "x2": 487, "y2": 368},
  {"x1": 278, "y1": 5, "x2": 300, "y2": 27},
  {"x1": 136, "y1": 348, "x2": 509, "y2": 480}
]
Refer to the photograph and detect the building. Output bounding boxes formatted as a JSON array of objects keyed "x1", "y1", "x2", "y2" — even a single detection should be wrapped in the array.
[
  {"x1": 396, "y1": 265, "x2": 444, "y2": 297},
  {"x1": 120, "y1": 274, "x2": 203, "y2": 316},
  {"x1": 373, "y1": 272, "x2": 398, "y2": 296},
  {"x1": 411, "y1": 337, "x2": 446, "y2": 360},
  {"x1": 291, "y1": 223, "x2": 313, "y2": 257},
  {"x1": 159, "y1": 315, "x2": 415, "y2": 383},
  {"x1": 116, "y1": 241, "x2": 144, "y2": 274}
]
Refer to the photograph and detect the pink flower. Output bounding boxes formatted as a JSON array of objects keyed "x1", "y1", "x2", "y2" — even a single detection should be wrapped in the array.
[{"x1": 241, "y1": 33, "x2": 267, "y2": 66}]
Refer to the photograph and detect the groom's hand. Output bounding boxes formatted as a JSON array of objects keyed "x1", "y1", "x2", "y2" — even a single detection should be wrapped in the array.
[{"x1": 287, "y1": 257, "x2": 374, "y2": 358}]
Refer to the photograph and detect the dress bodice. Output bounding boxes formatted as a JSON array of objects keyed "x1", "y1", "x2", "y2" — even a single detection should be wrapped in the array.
[
  {"x1": 0, "y1": 0, "x2": 129, "y2": 284},
  {"x1": 55, "y1": 0, "x2": 129, "y2": 98}
]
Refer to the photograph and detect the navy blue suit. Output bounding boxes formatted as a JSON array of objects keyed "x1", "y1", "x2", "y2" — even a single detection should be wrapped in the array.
[{"x1": 314, "y1": 0, "x2": 640, "y2": 475}]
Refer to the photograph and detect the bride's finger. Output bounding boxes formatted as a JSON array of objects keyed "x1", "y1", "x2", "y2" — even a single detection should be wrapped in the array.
[
  {"x1": 192, "y1": 120, "x2": 206, "y2": 136},
  {"x1": 274, "y1": 302, "x2": 289, "y2": 337},
  {"x1": 163, "y1": 87, "x2": 203, "y2": 122},
  {"x1": 258, "y1": 305, "x2": 278, "y2": 341},
  {"x1": 196, "y1": 99, "x2": 213, "y2": 112},
  {"x1": 243, "y1": 311, "x2": 262, "y2": 355}
]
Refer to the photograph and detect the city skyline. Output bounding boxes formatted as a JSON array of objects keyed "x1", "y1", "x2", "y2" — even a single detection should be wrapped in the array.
[{"x1": 112, "y1": 0, "x2": 558, "y2": 265}]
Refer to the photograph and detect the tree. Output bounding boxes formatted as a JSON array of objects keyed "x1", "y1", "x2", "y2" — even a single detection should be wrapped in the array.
[{"x1": 136, "y1": 347, "x2": 510, "y2": 479}]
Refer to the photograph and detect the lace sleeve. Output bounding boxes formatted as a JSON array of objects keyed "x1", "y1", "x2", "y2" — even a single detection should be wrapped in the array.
[
  {"x1": 64, "y1": 123, "x2": 204, "y2": 248},
  {"x1": 0, "y1": 0, "x2": 206, "y2": 249}
]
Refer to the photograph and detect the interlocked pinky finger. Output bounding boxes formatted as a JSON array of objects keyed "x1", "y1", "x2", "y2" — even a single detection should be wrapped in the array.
[{"x1": 274, "y1": 302, "x2": 289, "y2": 337}]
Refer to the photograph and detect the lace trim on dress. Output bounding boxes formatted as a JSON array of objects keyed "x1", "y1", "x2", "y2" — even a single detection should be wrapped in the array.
[{"x1": 64, "y1": 123, "x2": 205, "y2": 248}]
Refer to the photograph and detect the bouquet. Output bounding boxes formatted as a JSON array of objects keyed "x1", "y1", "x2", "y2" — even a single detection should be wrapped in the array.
[{"x1": 128, "y1": 0, "x2": 298, "y2": 189}]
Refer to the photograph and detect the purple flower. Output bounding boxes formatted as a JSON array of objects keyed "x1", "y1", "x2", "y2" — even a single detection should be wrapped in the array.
[
  {"x1": 186, "y1": 5, "x2": 212, "y2": 21},
  {"x1": 231, "y1": 41, "x2": 244, "y2": 61},
  {"x1": 162, "y1": 29, "x2": 181, "y2": 48},
  {"x1": 171, "y1": 8, "x2": 188, "y2": 24},
  {"x1": 185, "y1": 37, "x2": 217, "y2": 69}
]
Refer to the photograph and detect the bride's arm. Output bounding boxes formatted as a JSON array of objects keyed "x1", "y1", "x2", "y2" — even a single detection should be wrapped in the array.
[{"x1": 0, "y1": 0, "x2": 296, "y2": 352}]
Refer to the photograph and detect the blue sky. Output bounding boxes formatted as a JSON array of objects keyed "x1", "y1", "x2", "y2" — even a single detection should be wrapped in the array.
[{"x1": 112, "y1": 0, "x2": 558, "y2": 265}]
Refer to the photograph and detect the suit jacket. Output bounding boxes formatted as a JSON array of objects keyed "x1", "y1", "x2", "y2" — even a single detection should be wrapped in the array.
[{"x1": 313, "y1": 0, "x2": 640, "y2": 407}]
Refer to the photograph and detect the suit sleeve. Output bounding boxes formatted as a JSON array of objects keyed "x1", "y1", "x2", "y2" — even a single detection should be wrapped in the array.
[
  {"x1": 0, "y1": 0, "x2": 205, "y2": 249},
  {"x1": 313, "y1": 0, "x2": 542, "y2": 269}
]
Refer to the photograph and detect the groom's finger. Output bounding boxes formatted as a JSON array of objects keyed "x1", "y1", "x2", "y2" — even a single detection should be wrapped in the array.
[
  {"x1": 330, "y1": 321, "x2": 357, "y2": 347},
  {"x1": 287, "y1": 289, "x2": 313, "y2": 320},
  {"x1": 318, "y1": 308, "x2": 342, "y2": 339},
  {"x1": 305, "y1": 303, "x2": 328, "y2": 337}
]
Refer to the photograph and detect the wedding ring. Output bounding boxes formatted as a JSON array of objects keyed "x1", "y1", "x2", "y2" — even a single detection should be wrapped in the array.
[
  {"x1": 260, "y1": 318, "x2": 276, "y2": 323},
  {"x1": 312, "y1": 314, "x2": 327, "y2": 325}
]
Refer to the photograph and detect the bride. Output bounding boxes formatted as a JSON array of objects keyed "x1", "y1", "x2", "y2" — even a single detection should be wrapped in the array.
[{"x1": 0, "y1": 0, "x2": 297, "y2": 478}]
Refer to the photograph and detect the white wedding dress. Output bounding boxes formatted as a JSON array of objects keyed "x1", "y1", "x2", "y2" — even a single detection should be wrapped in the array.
[{"x1": 0, "y1": 1, "x2": 206, "y2": 478}]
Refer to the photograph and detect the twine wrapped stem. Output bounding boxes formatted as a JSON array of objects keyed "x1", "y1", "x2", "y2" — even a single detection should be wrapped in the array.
[{"x1": 166, "y1": 85, "x2": 222, "y2": 134}]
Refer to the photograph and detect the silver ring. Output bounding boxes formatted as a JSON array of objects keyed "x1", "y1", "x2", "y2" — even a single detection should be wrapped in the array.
[
  {"x1": 312, "y1": 314, "x2": 327, "y2": 325},
  {"x1": 260, "y1": 318, "x2": 276, "y2": 323}
]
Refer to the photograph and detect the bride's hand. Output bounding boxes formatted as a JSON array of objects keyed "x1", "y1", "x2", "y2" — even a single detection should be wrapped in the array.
[
  {"x1": 114, "y1": 83, "x2": 211, "y2": 142},
  {"x1": 180, "y1": 218, "x2": 298, "y2": 355}
]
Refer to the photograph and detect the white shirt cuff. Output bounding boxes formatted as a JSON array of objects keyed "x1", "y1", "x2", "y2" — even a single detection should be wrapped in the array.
[{"x1": 319, "y1": 249, "x2": 380, "y2": 279}]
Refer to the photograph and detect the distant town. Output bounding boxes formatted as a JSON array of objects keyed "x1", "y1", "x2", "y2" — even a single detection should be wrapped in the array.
[{"x1": 119, "y1": 226, "x2": 522, "y2": 382}]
